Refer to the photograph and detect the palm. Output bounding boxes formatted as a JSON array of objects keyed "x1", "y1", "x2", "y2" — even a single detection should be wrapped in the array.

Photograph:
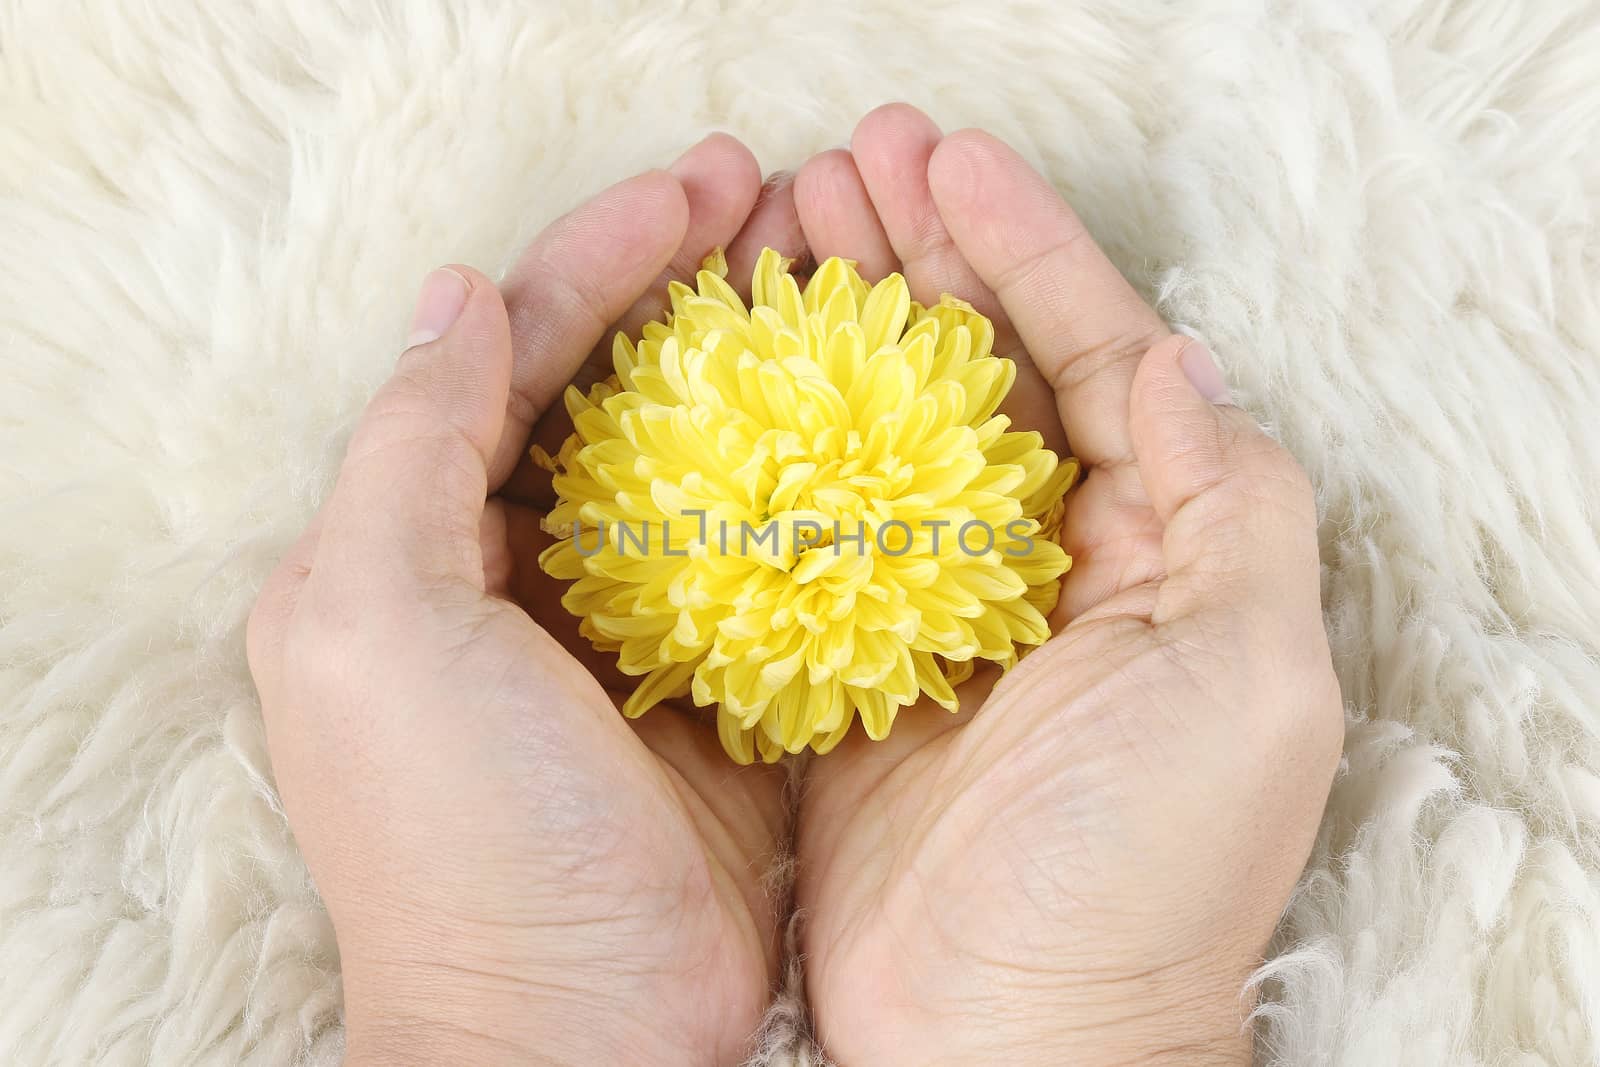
[
  {"x1": 485, "y1": 499, "x2": 785, "y2": 992},
  {"x1": 467, "y1": 588, "x2": 786, "y2": 1059},
  {"x1": 792, "y1": 414, "x2": 1175, "y2": 1057}
]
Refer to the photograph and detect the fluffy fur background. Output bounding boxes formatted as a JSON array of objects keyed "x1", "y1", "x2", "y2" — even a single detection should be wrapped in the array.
[{"x1": 3, "y1": 2, "x2": 1598, "y2": 1064}]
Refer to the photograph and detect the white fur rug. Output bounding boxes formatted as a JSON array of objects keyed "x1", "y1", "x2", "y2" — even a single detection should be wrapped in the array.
[{"x1": 4, "y1": 2, "x2": 1600, "y2": 1064}]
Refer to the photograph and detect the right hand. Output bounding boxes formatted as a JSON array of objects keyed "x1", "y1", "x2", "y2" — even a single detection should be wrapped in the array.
[{"x1": 247, "y1": 135, "x2": 806, "y2": 1066}]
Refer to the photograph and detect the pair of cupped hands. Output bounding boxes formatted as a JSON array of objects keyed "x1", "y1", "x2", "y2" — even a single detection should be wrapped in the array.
[{"x1": 246, "y1": 104, "x2": 1342, "y2": 1066}]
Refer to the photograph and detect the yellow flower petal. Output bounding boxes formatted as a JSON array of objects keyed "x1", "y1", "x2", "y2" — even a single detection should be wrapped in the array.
[{"x1": 537, "y1": 249, "x2": 1075, "y2": 761}]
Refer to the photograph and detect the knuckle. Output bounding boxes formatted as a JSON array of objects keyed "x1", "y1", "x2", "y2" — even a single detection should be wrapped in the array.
[
  {"x1": 347, "y1": 380, "x2": 437, "y2": 463},
  {"x1": 1219, "y1": 424, "x2": 1316, "y2": 521},
  {"x1": 246, "y1": 558, "x2": 311, "y2": 684},
  {"x1": 988, "y1": 221, "x2": 1101, "y2": 321},
  {"x1": 1049, "y1": 324, "x2": 1164, "y2": 397},
  {"x1": 349, "y1": 383, "x2": 483, "y2": 489},
  {"x1": 369, "y1": 369, "x2": 435, "y2": 422},
  {"x1": 1256, "y1": 444, "x2": 1317, "y2": 519},
  {"x1": 990, "y1": 235, "x2": 1059, "y2": 302},
  {"x1": 908, "y1": 203, "x2": 956, "y2": 259}
]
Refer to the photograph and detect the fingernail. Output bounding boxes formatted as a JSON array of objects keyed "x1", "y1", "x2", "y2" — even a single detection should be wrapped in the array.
[
  {"x1": 406, "y1": 268, "x2": 469, "y2": 349},
  {"x1": 1178, "y1": 341, "x2": 1231, "y2": 404},
  {"x1": 760, "y1": 169, "x2": 795, "y2": 192}
]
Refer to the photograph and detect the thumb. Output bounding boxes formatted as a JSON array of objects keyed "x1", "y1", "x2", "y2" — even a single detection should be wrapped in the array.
[
  {"x1": 315, "y1": 265, "x2": 514, "y2": 602},
  {"x1": 1129, "y1": 336, "x2": 1321, "y2": 623}
]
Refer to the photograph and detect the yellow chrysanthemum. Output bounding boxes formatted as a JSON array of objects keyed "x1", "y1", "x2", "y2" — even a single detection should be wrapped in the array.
[{"x1": 536, "y1": 248, "x2": 1076, "y2": 764}]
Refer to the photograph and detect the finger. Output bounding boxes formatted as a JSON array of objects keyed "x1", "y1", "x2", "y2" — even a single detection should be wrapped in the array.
[
  {"x1": 512, "y1": 137, "x2": 762, "y2": 506},
  {"x1": 851, "y1": 104, "x2": 975, "y2": 302},
  {"x1": 511, "y1": 169, "x2": 808, "y2": 512},
  {"x1": 725, "y1": 172, "x2": 810, "y2": 296},
  {"x1": 314, "y1": 266, "x2": 511, "y2": 602},
  {"x1": 851, "y1": 104, "x2": 1066, "y2": 453},
  {"x1": 595, "y1": 133, "x2": 764, "y2": 383},
  {"x1": 793, "y1": 149, "x2": 897, "y2": 281},
  {"x1": 1128, "y1": 336, "x2": 1321, "y2": 623},
  {"x1": 927, "y1": 128, "x2": 1170, "y2": 470},
  {"x1": 492, "y1": 171, "x2": 689, "y2": 488},
  {"x1": 1051, "y1": 469, "x2": 1165, "y2": 625}
]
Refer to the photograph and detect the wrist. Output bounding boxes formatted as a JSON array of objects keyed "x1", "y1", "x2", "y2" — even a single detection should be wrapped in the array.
[
  {"x1": 340, "y1": 950, "x2": 665, "y2": 1067},
  {"x1": 1019, "y1": 968, "x2": 1254, "y2": 1067},
  {"x1": 344, "y1": 1017, "x2": 539, "y2": 1067},
  {"x1": 1067, "y1": 1025, "x2": 1251, "y2": 1067},
  {"x1": 1017, "y1": 975, "x2": 1254, "y2": 1067},
  {"x1": 826, "y1": 953, "x2": 1255, "y2": 1067},
  {"x1": 328, "y1": 876, "x2": 772, "y2": 1067},
  {"x1": 941, "y1": 1010, "x2": 1250, "y2": 1067}
]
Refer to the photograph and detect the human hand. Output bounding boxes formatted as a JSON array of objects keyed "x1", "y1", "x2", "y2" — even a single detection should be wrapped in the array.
[
  {"x1": 246, "y1": 136, "x2": 807, "y2": 1066},
  {"x1": 788, "y1": 105, "x2": 1343, "y2": 1065}
]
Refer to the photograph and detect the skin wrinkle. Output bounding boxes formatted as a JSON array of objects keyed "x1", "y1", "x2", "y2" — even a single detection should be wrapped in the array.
[
  {"x1": 644, "y1": 725, "x2": 785, "y2": 975},
  {"x1": 863, "y1": 843, "x2": 1246, "y2": 1063},
  {"x1": 1046, "y1": 332, "x2": 1167, "y2": 419},
  {"x1": 955, "y1": 670, "x2": 1134, "y2": 815},
  {"x1": 351, "y1": 1017, "x2": 544, "y2": 1064}
]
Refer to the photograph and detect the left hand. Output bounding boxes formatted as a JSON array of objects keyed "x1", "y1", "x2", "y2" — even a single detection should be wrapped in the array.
[{"x1": 787, "y1": 104, "x2": 1343, "y2": 1066}]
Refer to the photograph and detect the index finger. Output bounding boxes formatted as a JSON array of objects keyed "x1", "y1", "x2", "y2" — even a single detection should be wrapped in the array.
[
  {"x1": 491, "y1": 171, "x2": 690, "y2": 488},
  {"x1": 927, "y1": 130, "x2": 1169, "y2": 469}
]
